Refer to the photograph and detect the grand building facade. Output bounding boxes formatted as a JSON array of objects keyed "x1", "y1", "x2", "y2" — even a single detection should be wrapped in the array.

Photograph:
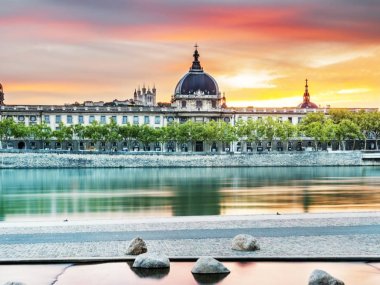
[{"x1": 0, "y1": 47, "x2": 377, "y2": 151}]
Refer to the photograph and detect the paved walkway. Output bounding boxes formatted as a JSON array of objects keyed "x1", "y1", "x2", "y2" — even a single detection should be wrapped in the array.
[{"x1": 0, "y1": 212, "x2": 379, "y2": 261}]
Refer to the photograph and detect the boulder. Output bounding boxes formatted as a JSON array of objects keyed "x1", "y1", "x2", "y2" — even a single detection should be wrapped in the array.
[
  {"x1": 132, "y1": 253, "x2": 170, "y2": 268},
  {"x1": 309, "y1": 269, "x2": 345, "y2": 285},
  {"x1": 126, "y1": 237, "x2": 147, "y2": 255},
  {"x1": 231, "y1": 234, "x2": 260, "y2": 251},
  {"x1": 191, "y1": 257, "x2": 230, "y2": 274}
]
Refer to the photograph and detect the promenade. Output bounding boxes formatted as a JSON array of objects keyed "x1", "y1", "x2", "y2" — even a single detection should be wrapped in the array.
[{"x1": 0, "y1": 212, "x2": 379, "y2": 262}]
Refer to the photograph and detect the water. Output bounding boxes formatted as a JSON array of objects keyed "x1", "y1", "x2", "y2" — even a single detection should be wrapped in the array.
[
  {"x1": 0, "y1": 262, "x2": 378, "y2": 285},
  {"x1": 0, "y1": 167, "x2": 380, "y2": 222}
]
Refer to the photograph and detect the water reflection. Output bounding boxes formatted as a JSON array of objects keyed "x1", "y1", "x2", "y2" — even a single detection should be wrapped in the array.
[
  {"x1": 50, "y1": 262, "x2": 379, "y2": 285},
  {"x1": 192, "y1": 272, "x2": 229, "y2": 284},
  {"x1": 0, "y1": 167, "x2": 380, "y2": 221},
  {"x1": 126, "y1": 261, "x2": 170, "y2": 280}
]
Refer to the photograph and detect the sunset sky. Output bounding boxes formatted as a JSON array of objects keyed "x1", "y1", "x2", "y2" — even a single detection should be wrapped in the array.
[{"x1": 0, "y1": 0, "x2": 379, "y2": 108}]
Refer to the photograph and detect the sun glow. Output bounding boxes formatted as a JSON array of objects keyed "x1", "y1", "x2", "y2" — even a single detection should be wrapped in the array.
[{"x1": 218, "y1": 72, "x2": 279, "y2": 89}]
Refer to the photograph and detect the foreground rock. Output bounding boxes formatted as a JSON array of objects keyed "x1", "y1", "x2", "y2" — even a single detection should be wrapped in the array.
[
  {"x1": 309, "y1": 269, "x2": 345, "y2": 285},
  {"x1": 132, "y1": 253, "x2": 170, "y2": 268},
  {"x1": 231, "y1": 234, "x2": 260, "y2": 251},
  {"x1": 126, "y1": 237, "x2": 147, "y2": 255},
  {"x1": 191, "y1": 257, "x2": 230, "y2": 274}
]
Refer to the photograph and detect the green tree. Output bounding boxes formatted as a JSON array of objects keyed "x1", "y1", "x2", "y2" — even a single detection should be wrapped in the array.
[
  {"x1": 29, "y1": 122, "x2": 52, "y2": 149},
  {"x1": 336, "y1": 119, "x2": 363, "y2": 150},
  {"x1": 52, "y1": 122, "x2": 73, "y2": 144},
  {"x1": 0, "y1": 118, "x2": 16, "y2": 148},
  {"x1": 276, "y1": 120, "x2": 296, "y2": 150}
]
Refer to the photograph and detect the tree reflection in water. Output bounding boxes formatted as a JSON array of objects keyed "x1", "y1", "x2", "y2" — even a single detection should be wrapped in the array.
[{"x1": 0, "y1": 167, "x2": 379, "y2": 221}]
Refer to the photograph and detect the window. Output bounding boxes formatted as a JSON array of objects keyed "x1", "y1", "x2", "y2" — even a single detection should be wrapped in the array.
[
  {"x1": 30, "y1": 116, "x2": 37, "y2": 123},
  {"x1": 144, "y1": 116, "x2": 150, "y2": 124},
  {"x1": 18, "y1": 115, "x2": 25, "y2": 122},
  {"x1": 196, "y1": 100, "x2": 203, "y2": 109},
  {"x1": 122, "y1": 116, "x2": 128, "y2": 124},
  {"x1": 67, "y1": 115, "x2": 73, "y2": 124},
  {"x1": 78, "y1": 115, "x2": 84, "y2": 124},
  {"x1": 288, "y1": 117, "x2": 292, "y2": 123},
  {"x1": 181, "y1": 100, "x2": 186, "y2": 108},
  {"x1": 211, "y1": 100, "x2": 217, "y2": 109},
  {"x1": 55, "y1": 115, "x2": 61, "y2": 124},
  {"x1": 89, "y1": 115, "x2": 95, "y2": 123},
  {"x1": 111, "y1": 116, "x2": 117, "y2": 123},
  {"x1": 155, "y1": 116, "x2": 160, "y2": 124},
  {"x1": 100, "y1": 115, "x2": 106, "y2": 124},
  {"x1": 133, "y1": 116, "x2": 139, "y2": 125},
  {"x1": 44, "y1": 115, "x2": 50, "y2": 123},
  {"x1": 298, "y1": 117, "x2": 302, "y2": 123}
]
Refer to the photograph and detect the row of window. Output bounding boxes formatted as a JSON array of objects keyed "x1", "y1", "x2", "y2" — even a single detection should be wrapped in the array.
[
  {"x1": 237, "y1": 116, "x2": 302, "y2": 123},
  {"x1": 181, "y1": 100, "x2": 218, "y2": 109},
  {"x1": 42, "y1": 115, "x2": 162, "y2": 125}
]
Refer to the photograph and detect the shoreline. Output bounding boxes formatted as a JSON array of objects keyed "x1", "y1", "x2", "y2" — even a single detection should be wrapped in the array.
[
  {"x1": 0, "y1": 212, "x2": 379, "y2": 261},
  {"x1": 1, "y1": 151, "x2": 379, "y2": 168}
]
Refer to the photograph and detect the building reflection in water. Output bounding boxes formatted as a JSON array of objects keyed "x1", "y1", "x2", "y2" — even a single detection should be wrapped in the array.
[{"x1": 0, "y1": 167, "x2": 379, "y2": 221}]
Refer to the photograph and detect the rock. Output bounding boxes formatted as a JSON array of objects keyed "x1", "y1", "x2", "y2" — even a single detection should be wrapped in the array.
[
  {"x1": 231, "y1": 234, "x2": 260, "y2": 251},
  {"x1": 126, "y1": 237, "x2": 147, "y2": 255},
  {"x1": 309, "y1": 269, "x2": 345, "y2": 285},
  {"x1": 191, "y1": 257, "x2": 230, "y2": 274},
  {"x1": 132, "y1": 253, "x2": 170, "y2": 268},
  {"x1": 192, "y1": 272, "x2": 229, "y2": 284}
]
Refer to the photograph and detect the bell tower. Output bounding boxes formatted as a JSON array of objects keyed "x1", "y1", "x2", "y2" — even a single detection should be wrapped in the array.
[{"x1": 0, "y1": 83, "x2": 4, "y2": 106}]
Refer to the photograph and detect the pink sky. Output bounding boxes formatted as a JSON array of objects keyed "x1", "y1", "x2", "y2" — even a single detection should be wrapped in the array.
[{"x1": 0, "y1": 0, "x2": 379, "y2": 108}]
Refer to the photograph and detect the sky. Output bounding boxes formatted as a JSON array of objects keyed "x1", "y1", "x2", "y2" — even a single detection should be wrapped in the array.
[{"x1": 0, "y1": 0, "x2": 379, "y2": 108}]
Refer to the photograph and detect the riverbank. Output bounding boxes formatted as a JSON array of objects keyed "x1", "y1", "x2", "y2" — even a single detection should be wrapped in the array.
[
  {"x1": 0, "y1": 212, "x2": 379, "y2": 262},
  {"x1": 1, "y1": 151, "x2": 378, "y2": 168}
]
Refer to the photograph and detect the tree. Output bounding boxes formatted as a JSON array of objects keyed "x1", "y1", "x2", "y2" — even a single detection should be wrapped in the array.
[
  {"x1": 29, "y1": 122, "x2": 52, "y2": 149},
  {"x1": 72, "y1": 124, "x2": 86, "y2": 140},
  {"x1": 218, "y1": 121, "x2": 236, "y2": 151},
  {"x1": 138, "y1": 124, "x2": 156, "y2": 150},
  {"x1": 52, "y1": 122, "x2": 73, "y2": 144},
  {"x1": 0, "y1": 118, "x2": 16, "y2": 148},
  {"x1": 276, "y1": 120, "x2": 296, "y2": 150},
  {"x1": 203, "y1": 120, "x2": 219, "y2": 151},
  {"x1": 84, "y1": 121, "x2": 102, "y2": 149},
  {"x1": 336, "y1": 119, "x2": 363, "y2": 150}
]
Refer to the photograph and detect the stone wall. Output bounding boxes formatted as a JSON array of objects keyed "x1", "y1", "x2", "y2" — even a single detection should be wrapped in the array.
[{"x1": 0, "y1": 151, "x2": 366, "y2": 168}]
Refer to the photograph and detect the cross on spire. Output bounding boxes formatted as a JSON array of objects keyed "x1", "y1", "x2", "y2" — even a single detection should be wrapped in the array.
[{"x1": 191, "y1": 44, "x2": 202, "y2": 71}]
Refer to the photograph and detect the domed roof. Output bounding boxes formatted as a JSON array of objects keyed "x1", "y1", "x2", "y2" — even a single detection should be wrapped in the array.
[
  {"x1": 298, "y1": 79, "x2": 318, "y2": 109},
  {"x1": 174, "y1": 47, "x2": 219, "y2": 96}
]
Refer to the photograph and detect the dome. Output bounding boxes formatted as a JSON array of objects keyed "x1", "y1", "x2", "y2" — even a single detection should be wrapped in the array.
[
  {"x1": 174, "y1": 47, "x2": 219, "y2": 95},
  {"x1": 298, "y1": 101, "x2": 318, "y2": 109}
]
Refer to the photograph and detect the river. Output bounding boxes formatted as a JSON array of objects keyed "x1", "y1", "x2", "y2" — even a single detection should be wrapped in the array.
[{"x1": 0, "y1": 167, "x2": 379, "y2": 222}]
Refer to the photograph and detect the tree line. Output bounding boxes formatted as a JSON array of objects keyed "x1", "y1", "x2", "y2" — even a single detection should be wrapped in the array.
[{"x1": 0, "y1": 109, "x2": 379, "y2": 151}]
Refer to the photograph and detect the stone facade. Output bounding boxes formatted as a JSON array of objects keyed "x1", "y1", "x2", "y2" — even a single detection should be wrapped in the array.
[{"x1": 0, "y1": 151, "x2": 365, "y2": 168}]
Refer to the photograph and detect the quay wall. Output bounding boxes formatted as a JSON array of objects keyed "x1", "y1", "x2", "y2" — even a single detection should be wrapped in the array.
[{"x1": 0, "y1": 151, "x2": 371, "y2": 168}]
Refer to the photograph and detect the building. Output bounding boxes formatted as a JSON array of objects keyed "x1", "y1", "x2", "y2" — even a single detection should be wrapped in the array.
[
  {"x1": 0, "y1": 47, "x2": 377, "y2": 151},
  {"x1": 298, "y1": 79, "x2": 318, "y2": 109}
]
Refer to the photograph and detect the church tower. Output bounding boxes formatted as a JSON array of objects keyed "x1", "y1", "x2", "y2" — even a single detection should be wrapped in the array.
[
  {"x1": 297, "y1": 79, "x2": 318, "y2": 109},
  {"x1": 0, "y1": 83, "x2": 4, "y2": 106}
]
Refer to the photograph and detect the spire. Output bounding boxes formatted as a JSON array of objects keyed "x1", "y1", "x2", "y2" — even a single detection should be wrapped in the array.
[
  {"x1": 190, "y1": 43, "x2": 203, "y2": 71},
  {"x1": 0, "y1": 82, "x2": 4, "y2": 106},
  {"x1": 303, "y1": 78, "x2": 310, "y2": 103}
]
